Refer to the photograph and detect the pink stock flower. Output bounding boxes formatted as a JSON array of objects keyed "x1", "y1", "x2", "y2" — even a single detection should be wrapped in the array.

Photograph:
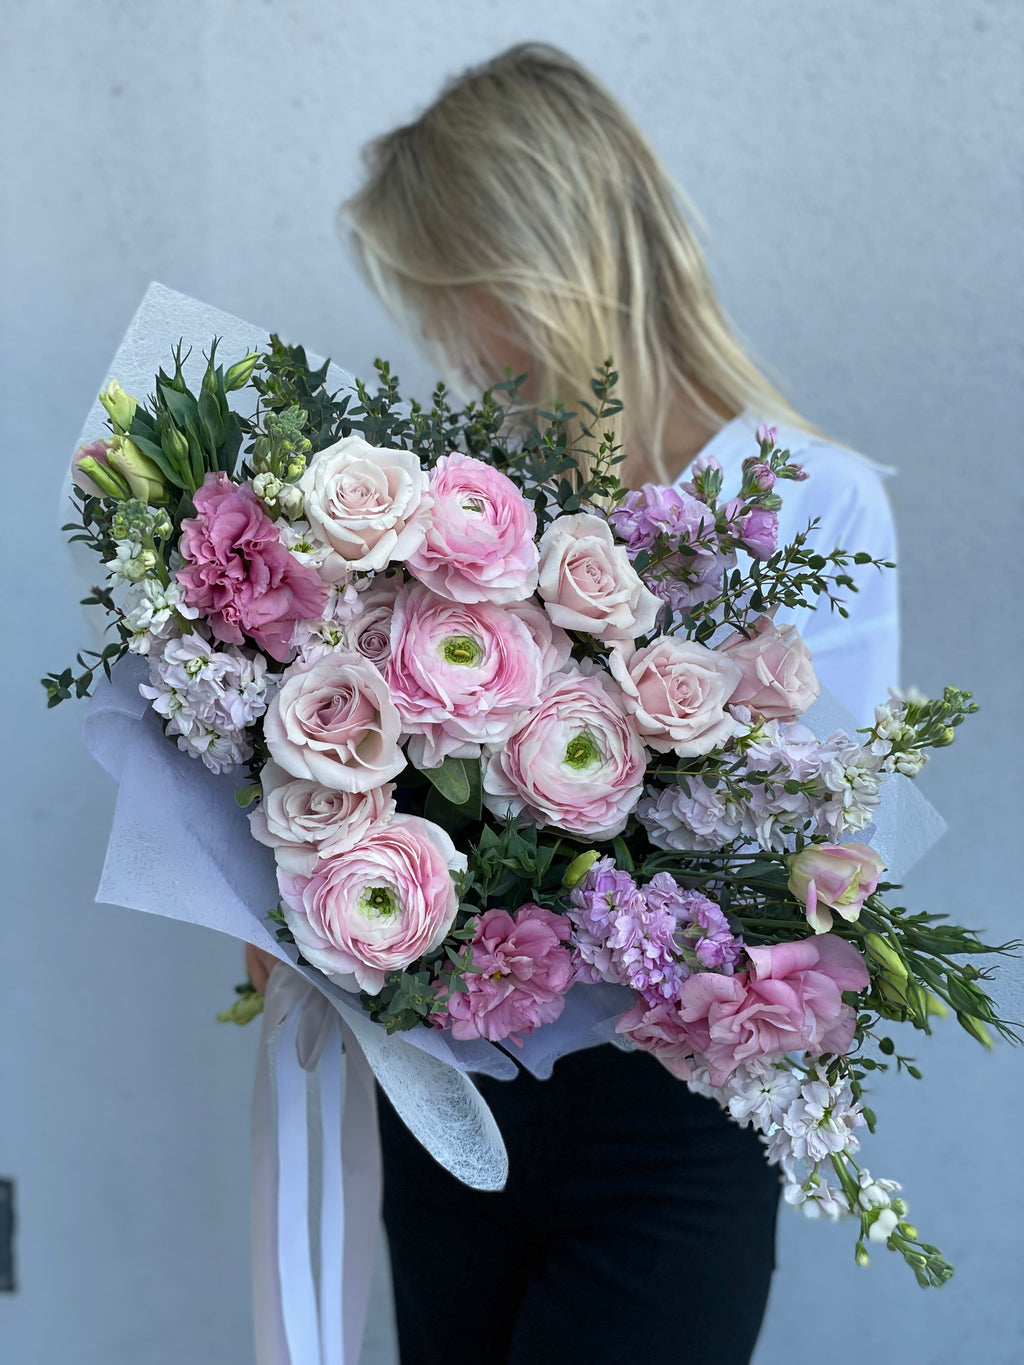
[
  {"x1": 609, "y1": 636, "x2": 742, "y2": 756},
  {"x1": 674, "y1": 935, "x2": 871, "y2": 1085},
  {"x1": 278, "y1": 814, "x2": 465, "y2": 994},
  {"x1": 482, "y1": 667, "x2": 647, "y2": 840},
  {"x1": 787, "y1": 843, "x2": 886, "y2": 934},
  {"x1": 263, "y1": 651, "x2": 406, "y2": 792},
  {"x1": 723, "y1": 498, "x2": 779, "y2": 559},
  {"x1": 176, "y1": 472, "x2": 327, "y2": 661},
  {"x1": 537, "y1": 512, "x2": 662, "y2": 642},
  {"x1": 716, "y1": 615, "x2": 820, "y2": 722},
  {"x1": 440, "y1": 904, "x2": 575, "y2": 1044},
  {"x1": 406, "y1": 452, "x2": 539, "y2": 604},
  {"x1": 385, "y1": 583, "x2": 544, "y2": 768}
]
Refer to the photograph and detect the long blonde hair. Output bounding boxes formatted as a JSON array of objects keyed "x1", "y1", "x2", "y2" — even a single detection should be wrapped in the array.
[{"x1": 341, "y1": 42, "x2": 812, "y2": 483}]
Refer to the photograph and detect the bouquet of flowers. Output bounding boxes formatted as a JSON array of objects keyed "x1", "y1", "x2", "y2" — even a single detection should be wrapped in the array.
[{"x1": 48, "y1": 329, "x2": 1017, "y2": 1287}]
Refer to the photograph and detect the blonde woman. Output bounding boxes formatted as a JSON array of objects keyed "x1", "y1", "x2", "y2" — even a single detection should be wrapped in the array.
[{"x1": 250, "y1": 40, "x2": 899, "y2": 1365}]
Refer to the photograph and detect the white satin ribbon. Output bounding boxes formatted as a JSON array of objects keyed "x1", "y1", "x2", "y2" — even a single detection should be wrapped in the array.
[{"x1": 252, "y1": 968, "x2": 381, "y2": 1365}]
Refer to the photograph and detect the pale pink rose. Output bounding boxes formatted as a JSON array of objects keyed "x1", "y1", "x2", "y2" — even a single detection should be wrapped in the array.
[
  {"x1": 787, "y1": 842, "x2": 885, "y2": 934},
  {"x1": 716, "y1": 615, "x2": 819, "y2": 721},
  {"x1": 482, "y1": 667, "x2": 647, "y2": 840},
  {"x1": 537, "y1": 512, "x2": 662, "y2": 642},
  {"x1": 263, "y1": 651, "x2": 406, "y2": 791},
  {"x1": 615, "y1": 997, "x2": 698, "y2": 1080},
  {"x1": 406, "y1": 452, "x2": 539, "y2": 603},
  {"x1": 439, "y1": 904, "x2": 575, "y2": 1044},
  {"x1": 675, "y1": 935, "x2": 871, "y2": 1085},
  {"x1": 385, "y1": 583, "x2": 543, "y2": 768},
  {"x1": 608, "y1": 636, "x2": 742, "y2": 756},
  {"x1": 298, "y1": 434, "x2": 431, "y2": 575},
  {"x1": 505, "y1": 597, "x2": 573, "y2": 678},
  {"x1": 176, "y1": 473, "x2": 328, "y2": 662},
  {"x1": 278, "y1": 814, "x2": 465, "y2": 993},
  {"x1": 349, "y1": 577, "x2": 403, "y2": 669},
  {"x1": 249, "y1": 759, "x2": 396, "y2": 875}
]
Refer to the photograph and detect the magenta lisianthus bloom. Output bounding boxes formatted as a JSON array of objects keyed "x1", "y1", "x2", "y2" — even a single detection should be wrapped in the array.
[
  {"x1": 278, "y1": 813, "x2": 465, "y2": 994},
  {"x1": 481, "y1": 667, "x2": 647, "y2": 841},
  {"x1": 406, "y1": 452, "x2": 539, "y2": 604},
  {"x1": 674, "y1": 934, "x2": 871, "y2": 1085},
  {"x1": 385, "y1": 582, "x2": 543, "y2": 768},
  {"x1": 177, "y1": 472, "x2": 327, "y2": 661},
  {"x1": 440, "y1": 904, "x2": 575, "y2": 1045}
]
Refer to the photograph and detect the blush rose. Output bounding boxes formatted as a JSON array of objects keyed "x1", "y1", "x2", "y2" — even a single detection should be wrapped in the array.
[
  {"x1": 537, "y1": 512, "x2": 662, "y2": 642},
  {"x1": 249, "y1": 759, "x2": 396, "y2": 875},
  {"x1": 716, "y1": 615, "x2": 820, "y2": 722},
  {"x1": 609, "y1": 636, "x2": 742, "y2": 756}
]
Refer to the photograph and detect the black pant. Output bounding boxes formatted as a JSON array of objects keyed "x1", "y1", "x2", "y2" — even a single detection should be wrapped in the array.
[{"x1": 378, "y1": 1042, "x2": 780, "y2": 1365}]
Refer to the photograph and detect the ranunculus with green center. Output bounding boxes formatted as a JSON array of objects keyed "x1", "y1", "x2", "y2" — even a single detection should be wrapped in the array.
[
  {"x1": 482, "y1": 667, "x2": 647, "y2": 840},
  {"x1": 385, "y1": 582, "x2": 544, "y2": 769},
  {"x1": 786, "y1": 842, "x2": 886, "y2": 934},
  {"x1": 278, "y1": 814, "x2": 466, "y2": 993}
]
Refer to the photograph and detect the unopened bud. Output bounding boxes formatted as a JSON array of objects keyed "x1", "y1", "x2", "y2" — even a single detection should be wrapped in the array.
[
  {"x1": 278, "y1": 483, "x2": 305, "y2": 519},
  {"x1": 98, "y1": 379, "x2": 138, "y2": 431},
  {"x1": 563, "y1": 849, "x2": 601, "y2": 889},
  {"x1": 934, "y1": 726, "x2": 957, "y2": 747},
  {"x1": 855, "y1": 1243, "x2": 870, "y2": 1268},
  {"x1": 224, "y1": 351, "x2": 260, "y2": 391}
]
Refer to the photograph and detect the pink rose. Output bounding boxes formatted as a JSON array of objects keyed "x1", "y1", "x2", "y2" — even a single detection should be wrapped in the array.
[
  {"x1": 609, "y1": 636, "x2": 742, "y2": 756},
  {"x1": 176, "y1": 472, "x2": 327, "y2": 662},
  {"x1": 787, "y1": 842, "x2": 885, "y2": 934},
  {"x1": 615, "y1": 997, "x2": 698, "y2": 1080},
  {"x1": 298, "y1": 434, "x2": 431, "y2": 575},
  {"x1": 263, "y1": 651, "x2": 406, "y2": 792},
  {"x1": 278, "y1": 814, "x2": 465, "y2": 993},
  {"x1": 349, "y1": 577, "x2": 403, "y2": 669},
  {"x1": 537, "y1": 512, "x2": 662, "y2": 642},
  {"x1": 505, "y1": 597, "x2": 573, "y2": 679},
  {"x1": 385, "y1": 583, "x2": 543, "y2": 769},
  {"x1": 249, "y1": 759, "x2": 396, "y2": 875},
  {"x1": 675, "y1": 934, "x2": 871, "y2": 1085},
  {"x1": 482, "y1": 667, "x2": 647, "y2": 840},
  {"x1": 406, "y1": 452, "x2": 539, "y2": 603},
  {"x1": 716, "y1": 615, "x2": 819, "y2": 722},
  {"x1": 439, "y1": 904, "x2": 575, "y2": 1044}
]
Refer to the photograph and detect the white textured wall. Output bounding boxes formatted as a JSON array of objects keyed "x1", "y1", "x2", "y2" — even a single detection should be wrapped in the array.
[{"x1": 2, "y1": 2, "x2": 1022, "y2": 1362}]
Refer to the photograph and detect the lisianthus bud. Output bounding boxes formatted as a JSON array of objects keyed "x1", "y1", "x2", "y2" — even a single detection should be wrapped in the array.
[
  {"x1": 563, "y1": 849, "x2": 601, "y2": 889},
  {"x1": 74, "y1": 442, "x2": 131, "y2": 499},
  {"x1": 224, "y1": 351, "x2": 260, "y2": 391},
  {"x1": 786, "y1": 843, "x2": 884, "y2": 934},
  {"x1": 163, "y1": 426, "x2": 190, "y2": 470},
  {"x1": 108, "y1": 435, "x2": 168, "y2": 503},
  {"x1": 98, "y1": 379, "x2": 138, "y2": 431}
]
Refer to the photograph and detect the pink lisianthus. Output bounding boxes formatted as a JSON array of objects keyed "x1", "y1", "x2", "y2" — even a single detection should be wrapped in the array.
[
  {"x1": 716, "y1": 614, "x2": 820, "y2": 722},
  {"x1": 674, "y1": 934, "x2": 871, "y2": 1085},
  {"x1": 616, "y1": 997, "x2": 698, "y2": 1080},
  {"x1": 176, "y1": 472, "x2": 327, "y2": 661},
  {"x1": 385, "y1": 583, "x2": 543, "y2": 768},
  {"x1": 406, "y1": 452, "x2": 539, "y2": 604},
  {"x1": 71, "y1": 438, "x2": 116, "y2": 497},
  {"x1": 278, "y1": 814, "x2": 465, "y2": 994},
  {"x1": 439, "y1": 904, "x2": 575, "y2": 1044},
  {"x1": 482, "y1": 667, "x2": 647, "y2": 841},
  {"x1": 787, "y1": 843, "x2": 885, "y2": 934}
]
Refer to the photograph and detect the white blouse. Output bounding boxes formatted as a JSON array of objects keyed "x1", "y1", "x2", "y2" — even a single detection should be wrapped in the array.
[{"x1": 676, "y1": 412, "x2": 901, "y2": 727}]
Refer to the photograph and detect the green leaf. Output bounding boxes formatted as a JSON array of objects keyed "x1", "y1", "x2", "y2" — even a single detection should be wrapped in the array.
[
  {"x1": 421, "y1": 756, "x2": 473, "y2": 806},
  {"x1": 235, "y1": 783, "x2": 261, "y2": 808}
]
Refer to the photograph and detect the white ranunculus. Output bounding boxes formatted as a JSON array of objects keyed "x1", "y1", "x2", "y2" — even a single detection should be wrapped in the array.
[{"x1": 298, "y1": 434, "x2": 431, "y2": 576}]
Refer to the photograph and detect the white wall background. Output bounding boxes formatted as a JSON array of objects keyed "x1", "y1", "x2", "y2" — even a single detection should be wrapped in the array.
[{"x1": 2, "y1": 2, "x2": 1022, "y2": 1362}]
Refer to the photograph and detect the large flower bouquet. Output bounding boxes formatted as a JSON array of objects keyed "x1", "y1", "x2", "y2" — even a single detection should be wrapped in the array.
[{"x1": 48, "y1": 335, "x2": 1016, "y2": 1286}]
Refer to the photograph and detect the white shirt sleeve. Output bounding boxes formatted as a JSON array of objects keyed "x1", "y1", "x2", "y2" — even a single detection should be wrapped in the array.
[{"x1": 770, "y1": 439, "x2": 901, "y2": 728}]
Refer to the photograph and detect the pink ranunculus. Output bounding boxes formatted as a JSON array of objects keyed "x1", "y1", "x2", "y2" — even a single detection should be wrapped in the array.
[
  {"x1": 249, "y1": 759, "x2": 396, "y2": 875},
  {"x1": 505, "y1": 596, "x2": 573, "y2": 679},
  {"x1": 385, "y1": 583, "x2": 543, "y2": 769},
  {"x1": 537, "y1": 511, "x2": 662, "y2": 642},
  {"x1": 298, "y1": 434, "x2": 431, "y2": 576},
  {"x1": 675, "y1": 934, "x2": 871, "y2": 1085},
  {"x1": 482, "y1": 667, "x2": 647, "y2": 840},
  {"x1": 349, "y1": 576, "x2": 403, "y2": 669},
  {"x1": 278, "y1": 814, "x2": 466, "y2": 994},
  {"x1": 440, "y1": 904, "x2": 575, "y2": 1044},
  {"x1": 608, "y1": 636, "x2": 742, "y2": 756},
  {"x1": 787, "y1": 842, "x2": 885, "y2": 934},
  {"x1": 406, "y1": 452, "x2": 539, "y2": 604},
  {"x1": 263, "y1": 651, "x2": 406, "y2": 792},
  {"x1": 616, "y1": 997, "x2": 699, "y2": 1078},
  {"x1": 176, "y1": 472, "x2": 327, "y2": 662},
  {"x1": 716, "y1": 614, "x2": 820, "y2": 722}
]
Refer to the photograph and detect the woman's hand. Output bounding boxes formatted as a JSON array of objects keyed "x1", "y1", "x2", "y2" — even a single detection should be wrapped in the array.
[{"x1": 245, "y1": 942, "x2": 281, "y2": 995}]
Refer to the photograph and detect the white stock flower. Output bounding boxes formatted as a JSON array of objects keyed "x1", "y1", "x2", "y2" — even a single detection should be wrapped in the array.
[{"x1": 724, "y1": 1059, "x2": 801, "y2": 1132}]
